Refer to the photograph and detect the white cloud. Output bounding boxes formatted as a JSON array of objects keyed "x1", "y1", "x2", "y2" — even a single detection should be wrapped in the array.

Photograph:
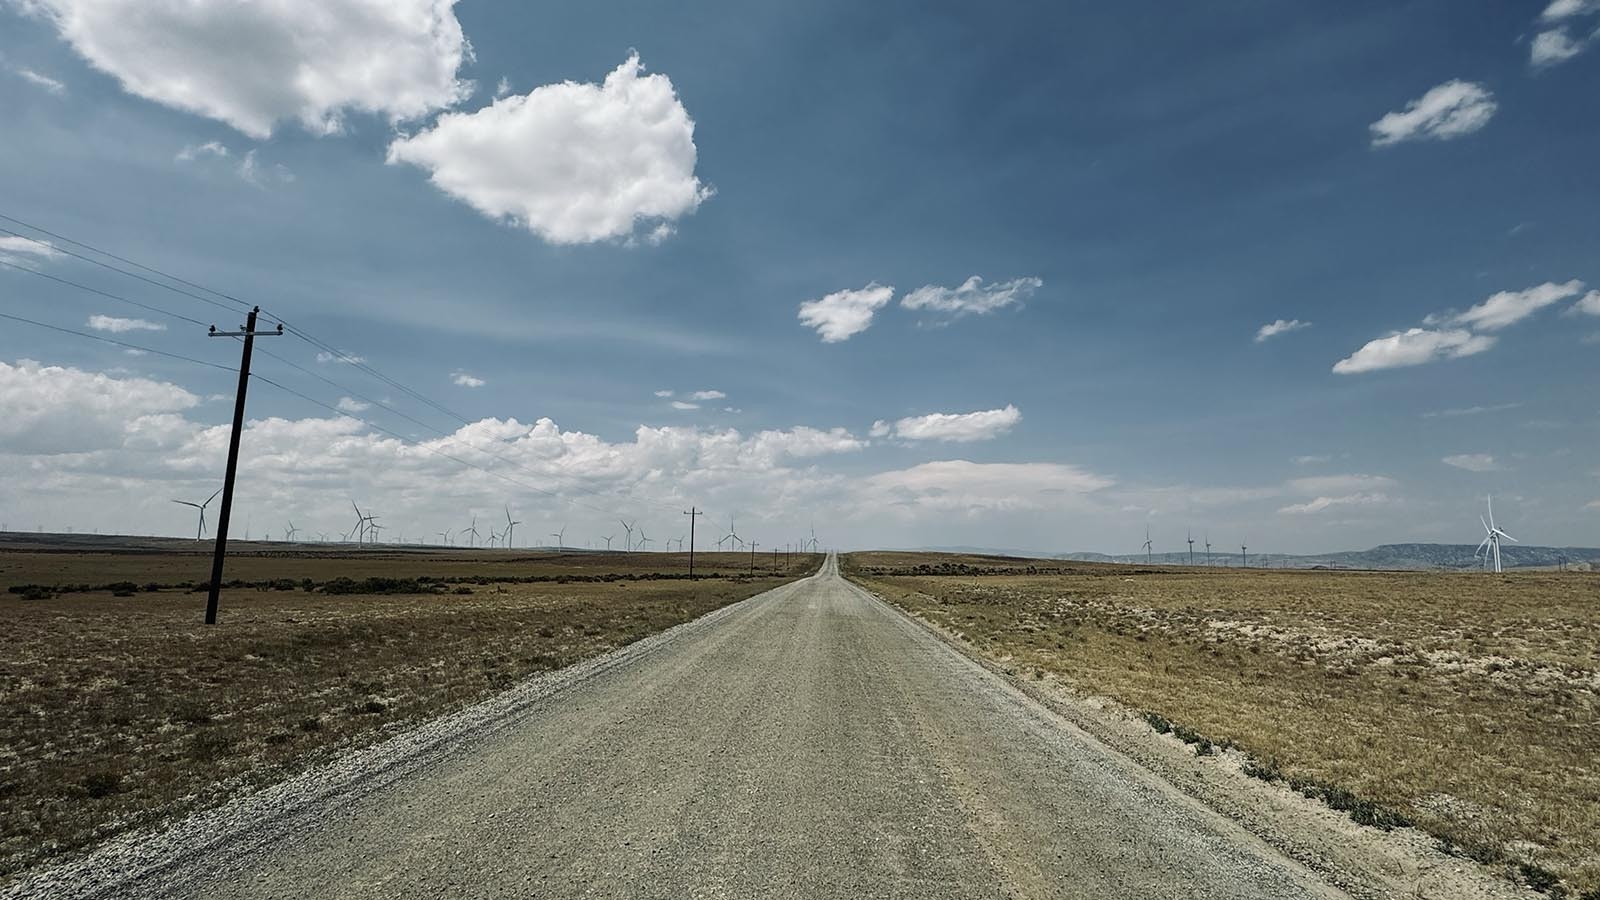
[
  {"x1": 900, "y1": 275, "x2": 1042, "y2": 319},
  {"x1": 653, "y1": 390, "x2": 675, "y2": 398},
  {"x1": 1332, "y1": 328, "x2": 1495, "y2": 374},
  {"x1": 1448, "y1": 280, "x2": 1584, "y2": 331},
  {"x1": 15, "y1": 67, "x2": 66, "y2": 94},
  {"x1": 0, "y1": 235, "x2": 63, "y2": 264},
  {"x1": 1422, "y1": 402, "x2": 1522, "y2": 418},
  {"x1": 797, "y1": 283, "x2": 894, "y2": 342},
  {"x1": 21, "y1": 0, "x2": 472, "y2": 139},
  {"x1": 86, "y1": 315, "x2": 165, "y2": 333},
  {"x1": 387, "y1": 53, "x2": 710, "y2": 245},
  {"x1": 495, "y1": 76, "x2": 511, "y2": 98},
  {"x1": 1531, "y1": 28, "x2": 1590, "y2": 65},
  {"x1": 876, "y1": 405, "x2": 1022, "y2": 443},
  {"x1": 1254, "y1": 318, "x2": 1311, "y2": 343},
  {"x1": 237, "y1": 148, "x2": 294, "y2": 186},
  {"x1": 0, "y1": 358, "x2": 197, "y2": 454},
  {"x1": 1443, "y1": 453, "x2": 1500, "y2": 472},
  {"x1": 1278, "y1": 493, "x2": 1391, "y2": 516},
  {"x1": 1572, "y1": 290, "x2": 1600, "y2": 316},
  {"x1": 1542, "y1": 0, "x2": 1600, "y2": 19},
  {"x1": 1369, "y1": 80, "x2": 1496, "y2": 147},
  {"x1": 863, "y1": 460, "x2": 1113, "y2": 516},
  {"x1": 1292, "y1": 455, "x2": 1332, "y2": 465},
  {"x1": 451, "y1": 371, "x2": 484, "y2": 388},
  {"x1": 1586, "y1": 498, "x2": 1600, "y2": 511},
  {"x1": 336, "y1": 397, "x2": 371, "y2": 413},
  {"x1": 670, "y1": 400, "x2": 699, "y2": 410},
  {"x1": 688, "y1": 390, "x2": 725, "y2": 401},
  {"x1": 315, "y1": 352, "x2": 366, "y2": 365},
  {"x1": 175, "y1": 141, "x2": 229, "y2": 161}
]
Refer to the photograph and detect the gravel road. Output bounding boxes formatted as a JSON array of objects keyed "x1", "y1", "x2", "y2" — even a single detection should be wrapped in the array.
[{"x1": 17, "y1": 555, "x2": 1351, "y2": 899}]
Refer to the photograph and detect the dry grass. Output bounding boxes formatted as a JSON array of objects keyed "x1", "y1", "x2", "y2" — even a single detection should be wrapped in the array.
[
  {"x1": 846, "y1": 552, "x2": 1600, "y2": 896},
  {"x1": 0, "y1": 545, "x2": 815, "y2": 882}
]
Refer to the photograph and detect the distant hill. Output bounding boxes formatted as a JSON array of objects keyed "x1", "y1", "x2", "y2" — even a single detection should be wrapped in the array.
[{"x1": 917, "y1": 543, "x2": 1599, "y2": 571}]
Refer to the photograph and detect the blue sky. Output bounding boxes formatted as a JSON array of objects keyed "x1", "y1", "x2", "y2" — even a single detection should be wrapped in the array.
[{"x1": 1, "y1": 0, "x2": 1597, "y2": 553}]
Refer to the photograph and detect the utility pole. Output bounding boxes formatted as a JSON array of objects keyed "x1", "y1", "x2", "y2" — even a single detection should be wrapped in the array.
[
  {"x1": 204, "y1": 307, "x2": 281, "y2": 624},
  {"x1": 772, "y1": 547, "x2": 778, "y2": 572},
  {"x1": 750, "y1": 541, "x2": 758, "y2": 576},
  {"x1": 683, "y1": 507, "x2": 703, "y2": 580}
]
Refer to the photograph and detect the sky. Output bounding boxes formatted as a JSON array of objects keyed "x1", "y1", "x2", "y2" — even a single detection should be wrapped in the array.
[{"x1": 1, "y1": 0, "x2": 1598, "y2": 555}]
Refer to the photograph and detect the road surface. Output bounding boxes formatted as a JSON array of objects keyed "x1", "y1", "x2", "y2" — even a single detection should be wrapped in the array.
[{"x1": 41, "y1": 554, "x2": 1348, "y2": 899}]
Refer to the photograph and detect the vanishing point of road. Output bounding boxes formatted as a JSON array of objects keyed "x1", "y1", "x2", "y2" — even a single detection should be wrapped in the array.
[{"x1": 48, "y1": 555, "x2": 1349, "y2": 899}]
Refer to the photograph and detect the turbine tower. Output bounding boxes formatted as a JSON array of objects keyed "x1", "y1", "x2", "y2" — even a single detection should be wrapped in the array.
[
  {"x1": 550, "y1": 525, "x2": 566, "y2": 554},
  {"x1": 1204, "y1": 532, "x2": 1212, "y2": 567},
  {"x1": 171, "y1": 488, "x2": 222, "y2": 541},
  {"x1": 1142, "y1": 526, "x2": 1153, "y2": 564},
  {"x1": 1186, "y1": 530, "x2": 1195, "y2": 566},
  {"x1": 1240, "y1": 542, "x2": 1248, "y2": 568},
  {"x1": 464, "y1": 515, "x2": 480, "y2": 549},
  {"x1": 603, "y1": 534, "x2": 614, "y2": 551},
  {"x1": 619, "y1": 519, "x2": 635, "y2": 552},
  {"x1": 284, "y1": 521, "x2": 300, "y2": 542},
  {"x1": 1476, "y1": 495, "x2": 1517, "y2": 574},
  {"x1": 720, "y1": 515, "x2": 742, "y2": 551},
  {"x1": 504, "y1": 506, "x2": 521, "y2": 550}
]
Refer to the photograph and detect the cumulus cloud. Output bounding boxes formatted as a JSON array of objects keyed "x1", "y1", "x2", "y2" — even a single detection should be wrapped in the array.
[
  {"x1": 1443, "y1": 453, "x2": 1500, "y2": 472},
  {"x1": 670, "y1": 400, "x2": 699, "y2": 410},
  {"x1": 175, "y1": 141, "x2": 228, "y2": 161},
  {"x1": 387, "y1": 53, "x2": 710, "y2": 245},
  {"x1": 688, "y1": 390, "x2": 725, "y2": 401},
  {"x1": 1332, "y1": 328, "x2": 1495, "y2": 374},
  {"x1": 900, "y1": 275, "x2": 1041, "y2": 319},
  {"x1": 21, "y1": 0, "x2": 472, "y2": 139},
  {"x1": 797, "y1": 283, "x2": 894, "y2": 343},
  {"x1": 1369, "y1": 80, "x2": 1496, "y2": 147},
  {"x1": 1254, "y1": 319, "x2": 1311, "y2": 343},
  {"x1": 1292, "y1": 455, "x2": 1332, "y2": 465},
  {"x1": 653, "y1": 390, "x2": 675, "y2": 398},
  {"x1": 451, "y1": 370, "x2": 485, "y2": 388},
  {"x1": 1572, "y1": 290, "x2": 1600, "y2": 316},
  {"x1": 874, "y1": 406, "x2": 1022, "y2": 443},
  {"x1": 1445, "y1": 280, "x2": 1584, "y2": 331},
  {"x1": 1543, "y1": 0, "x2": 1600, "y2": 19},
  {"x1": 316, "y1": 352, "x2": 366, "y2": 365},
  {"x1": 1287, "y1": 474, "x2": 1397, "y2": 496},
  {"x1": 0, "y1": 235, "x2": 64, "y2": 264},
  {"x1": 86, "y1": 315, "x2": 165, "y2": 333},
  {"x1": 336, "y1": 397, "x2": 371, "y2": 413},
  {"x1": 0, "y1": 358, "x2": 197, "y2": 454},
  {"x1": 1531, "y1": 28, "x2": 1590, "y2": 65}
]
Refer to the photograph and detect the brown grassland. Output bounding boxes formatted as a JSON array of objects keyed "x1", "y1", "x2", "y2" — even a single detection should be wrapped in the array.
[
  {"x1": 845, "y1": 551, "x2": 1600, "y2": 896},
  {"x1": 0, "y1": 539, "x2": 815, "y2": 883}
]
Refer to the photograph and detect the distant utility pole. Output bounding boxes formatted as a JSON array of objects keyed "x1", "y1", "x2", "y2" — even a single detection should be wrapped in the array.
[
  {"x1": 772, "y1": 547, "x2": 778, "y2": 572},
  {"x1": 683, "y1": 507, "x2": 703, "y2": 580},
  {"x1": 750, "y1": 541, "x2": 759, "y2": 576},
  {"x1": 203, "y1": 307, "x2": 281, "y2": 625}
]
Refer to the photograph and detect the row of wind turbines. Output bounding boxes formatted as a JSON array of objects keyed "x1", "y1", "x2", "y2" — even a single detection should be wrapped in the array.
[{"x1": 169, "y1": 497, "x2": 823, "y2": 557}]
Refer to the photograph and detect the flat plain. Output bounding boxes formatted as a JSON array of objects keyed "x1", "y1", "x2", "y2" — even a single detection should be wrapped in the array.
[
  {"x1": 845, "y1": 551, "x2": 1600, "y2": 895},
  {"x1": 0, "y1": 536, "x2": 813, "y2": 882}
]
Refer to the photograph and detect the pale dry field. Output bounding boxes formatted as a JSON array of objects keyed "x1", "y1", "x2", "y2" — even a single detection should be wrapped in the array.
[{"x1": 846, "y1": 552, "x2": 1600, "y2": 896}]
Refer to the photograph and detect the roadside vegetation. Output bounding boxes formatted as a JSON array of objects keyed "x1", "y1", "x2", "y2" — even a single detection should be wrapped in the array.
[
  {"x1": 0, "y1": 548, "x2": 816, "y2": 882},
  {"x1": 845, "y1": 551, "x2": 1600, "y2": 896}
]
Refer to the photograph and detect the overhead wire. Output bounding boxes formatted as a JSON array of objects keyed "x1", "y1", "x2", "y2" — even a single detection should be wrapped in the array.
[
  {"x1": 0, "y1": 212, "x2": 692, "y2": 518},
  {"x1": 0, "y1": 311, "x2": 235, "y2": 372}
]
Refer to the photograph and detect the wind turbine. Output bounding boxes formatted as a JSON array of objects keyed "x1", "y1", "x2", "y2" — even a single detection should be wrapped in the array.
[
  {"x1": 1186, "y1": 530, "x2": 1195, "y2": 566},
  {"x1": 1204, "y1": 532, "x2": 1212, "y2": 567},
  {"x1": 436, "y1": 529, "x2": 451, "y2": 546},
  {"x1": 350, "y1": 502, "x2": 369, "y2": 546},
  {"x1": 1142, "y1": 525, "x2": 1153, "y2": 564},
  {"x1": 550, "y1": 525, "x2": 566, "y2": 553},
  {"x1": 619, "y1": 520, "x2": 635, "y2": 552},
  {"x1": 367, "y1": 521, "x2": 384, "y2": 544},
  {"x1": 721, "y1": 515, "x2": 742, "y2": 551},
  {"x1": 1476, "y1": 495, "x2": 1517, "y2": 574},
  {"x1": 603, "y1": 534, "x2": 615, "y2": 551},
  {"x1": 172, "y1": 488, "x2": 222, "y2": 541},
  {"x1": 1241, "y1": 542, "x2": 1248, "y2": 568},
  {"x1": 284, "y1": 521, "x2": 300, "y2": 543},
  {"x1": 504, "y1": 506, "x2": 521, "y2": 550},
  {"x1": 638, "y1": 528, "x2": 651, "y2": 552},
  {"x1": 464, "y1": 516, "x2": 480, "y2": 549}
]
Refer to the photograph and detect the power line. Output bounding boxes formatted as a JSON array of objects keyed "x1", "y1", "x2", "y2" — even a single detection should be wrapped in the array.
[
  {"x1": 0, "y1": 311, "x2": 235, "y2": 372},
  {"x1": 0, "y1": 259, "x2": 211, "y2": 328}
]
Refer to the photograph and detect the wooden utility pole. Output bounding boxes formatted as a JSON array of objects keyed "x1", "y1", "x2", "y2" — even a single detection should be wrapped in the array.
[
  {"x1": 683, "y1": 507, "x2": 702, "y2": 580},
  {"x1": 750, "y1": 541, "x2": 758, "y2": 576},
  {"x1": 204, "y1": 307, "x2": 281, "y2": 624}
]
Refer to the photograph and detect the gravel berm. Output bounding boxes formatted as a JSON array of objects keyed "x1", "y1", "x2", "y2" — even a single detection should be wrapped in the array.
[{"x1": 8, "y1": 554, "x2": 1350, "y2": 899}]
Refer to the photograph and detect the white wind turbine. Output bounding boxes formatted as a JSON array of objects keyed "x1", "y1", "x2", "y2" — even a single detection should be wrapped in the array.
[
  {"x1": 172, "y1": 488, "x2": 222, "y2": 542},
  {"x1": 1476, "y1": 495, "x2": 1517, "y2": 574}
]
